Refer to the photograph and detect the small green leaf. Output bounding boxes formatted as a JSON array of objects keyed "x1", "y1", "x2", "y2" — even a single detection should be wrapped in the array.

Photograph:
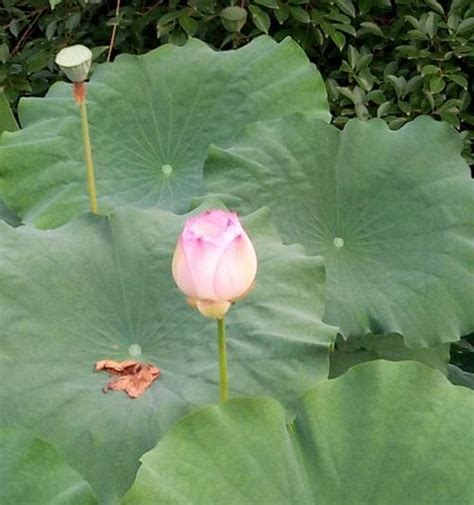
[
  {"x1": 168, "y1": 28, "x2": 188, "y2": 46},
  {"x1": 330, "y1": 31, "x2": 346, "y2": 50},
  {"x1": 388, "y1": 116, "x2": 408, "y2": 129},
  {"x1": 26, "y1": 51, "x2": 50, "y2": 73},
  {"x1": 438, "y1": 99, "x2": 460, "y2": 114},
  {"x1": 406, "y1": 75, "x2": 423, "y2": 93},
  {"x1": 398, "y1": 101, "x2": 412, "y2": 115},
  {"x1": 335, "y1": 0, "x2": 355, "y2": 17},
  {"x1": 313, "y1": 27, "x2": 325, "y2": 46},
  {"x1": 439, "y1": 110, "x2": 460, "y2": 128},
  {"x1": 288, "y1": 6, "x2": 311, "y2": 24},
  {"x1": 429, "y1": 76, "x2": 445, "y2": 93},
  {"x1": 359, "y1": 21, "x2": 385, "y2": 37},
  {"x1": 156, "y1": 21, "x2": 175, "y2": 38},
  {"x1": 0, "y1": 43, "x2": 10, "y2": 64},
  {"x1": 352, "y1": 86, "x2": 365, "y2": 104},
  {"x1": 326, "y1": 11, "x2": 351, "y2": 24},
  {"x1": 157, "y1": 10, "x2": 186, "y2": 26},
  {"x1": 377, "y1": 100, "x2": 392, "y2": 118},
  {"x1": 426, "y1": 0, "x2": 444, "y2": 15},
  {"x1": 408, "y1": 29, "x2": 429, "y2": 41},
  {"x1": 340, "y1": 60, "x2": 353, "y2": 73},
  {"x1": 355, "y1": 102, "x2": 369, "y2": 119},
  {"x1": 404, "y1": 15, "x2": 420, "y2": 29},
  {"x1": 356, "y1": 53, "x2": 373, "y2": 70},
  {"x1": 325, "y1": 78, "x2": 339, "y2": 101},
  {"x1": 396, "y1": 45, "x2": 422, "y2": 59},
  {"x1": 460, "y1": 90, "x2": 471, "y2": 111},
  {"x1": 0, "y1": 88, "x2": 18, "y2": 133},
  {"x1": 45, "y1": 20, "x2": 57, "y2": 40},
  {"x1": 65, "y1": 12, "x2": 81, "y2": 31},
  {"x1": 457, "y1": 17, "x2": 474, "y2": 35},
  {"x1": 446, "y1": 73, "x2": 468, "y2": 90},
  {"x1": 366, "y1": 89, "x2": 385, "y2": 104},
  {"x1": 386, "y1": 75, "x2": 407, "y2": 98},
  {"x1": 336, "y1": 86, "x2": 355, "y2": 102},
  {"x1": 354, "y1": 68, "x2": 374, "y2": 91},
  {"x1": 447, "y1": 13, "x2": 460, "y2": 31},
  {"x1": 254, "y1": 0, "x2": 279, "y2": 9},
  {"x1": 179, "y1": 16, "x2": 199, "y2": 36},
  {"x1": 453, "y1": 45, "x2": 474, "y2": 58},
  {"x1": 424, "y1": 89, "x2": 436, "y2": 109},
  {"x1": 347, "y1": 45, "x2": 359, "y2": 69},
  {"x1": 334, "y1": 23, "x2": 357, "y2": 36},
  {"x1": 8, "y1": 19, "x2": 19, "y2": 38},
  {"x1": 420, "y1": 11, "x2": 438, "y2": 38},
  {"x1": 421, "y1": 64, "x2": 440, "y2": 75},
  {"x1": 249, "y1": 5, "x2": 271, "y2": 33},
  {"x1": 274, "y1": 4, "x2": 289, "y2": 24},
  {"x1": 383, "y1": 60, "x2": 398, "y2": 77},
  {"x1": 49, "y1": 0, "x2": 63, "y2": 8}
]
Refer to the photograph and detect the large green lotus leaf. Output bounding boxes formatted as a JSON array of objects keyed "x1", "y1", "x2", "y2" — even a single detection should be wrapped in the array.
[
  {"x1": 329, "y1": 333, "x2": 450, "y2": 378},
  {"x1": 123, "y1": 360, "x2": 474, "y2": 505},
  {"x1": 204, "y1": 115, "x2": 474, "y2": 346},
  {"x1": 0, "y1": 36, "x2": 330, "y2": 229},
  {"x1": 0, "y1": 428, "x2": 97, "y2": 505},
  {"x1": 0, "y1": 207, "x2": 336, "y2": 504},
  {"x1": 0, "y1": 198, "x2": 20, "y2": 227}
]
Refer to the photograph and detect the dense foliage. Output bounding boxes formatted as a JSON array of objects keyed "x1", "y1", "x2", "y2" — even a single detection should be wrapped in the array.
[{"x1": 1, "y1": 0, "x2": 473, "y2": 163}]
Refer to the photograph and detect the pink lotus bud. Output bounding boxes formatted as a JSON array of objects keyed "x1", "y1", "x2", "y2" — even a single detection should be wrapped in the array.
[{"x1": 172, "y1": 209, "x2": 257, "y2": 319}]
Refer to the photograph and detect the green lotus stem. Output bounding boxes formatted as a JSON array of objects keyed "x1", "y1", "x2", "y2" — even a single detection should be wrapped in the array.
[
  {"x1": 76, "y1": 83, "x2": 98, "y2": 214},
  {"x1": 217, "y1": 317, "x2": 228, "y2": 401}
]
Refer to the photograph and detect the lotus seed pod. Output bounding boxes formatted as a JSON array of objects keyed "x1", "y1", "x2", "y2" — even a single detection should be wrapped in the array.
[
  {"x1": 220, "y1": 6, "x2": 248, "y2": 33},
  {"x1": 55, "y1": 45, "x2": 92, "y2": 83}
]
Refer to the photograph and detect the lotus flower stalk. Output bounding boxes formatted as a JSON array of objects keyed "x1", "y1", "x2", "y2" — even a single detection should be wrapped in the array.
[{"x1": 55, "y1": 45, "x2": 98, "y2": 214}]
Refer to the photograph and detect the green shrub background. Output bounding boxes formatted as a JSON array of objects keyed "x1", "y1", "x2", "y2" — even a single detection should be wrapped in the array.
[{"x1": 1, "y1": 0, "x2": 473, "y2": 164}]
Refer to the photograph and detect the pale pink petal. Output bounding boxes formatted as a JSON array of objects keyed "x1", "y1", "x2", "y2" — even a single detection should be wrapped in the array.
[
  {"x1": 182, "y1": 236, "x2": 223, "y2": 300},
  {"x1": 213, "y1": 232, "x2": 257, "y2": 301},
  {"x1": 171, "y1": 237, "x2": 198, "y2": 298},
  {"x1": 184, "y1": 209, "x2": 242, "y2": 248},
  {"x1": 187, "y1": 209, "x2": 230, "y2": 238}
]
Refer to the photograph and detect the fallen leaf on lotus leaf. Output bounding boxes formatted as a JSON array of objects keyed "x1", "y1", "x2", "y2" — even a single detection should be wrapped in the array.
[{"x1": 95, "y1": 359, "x2": 160, "y2": 399}]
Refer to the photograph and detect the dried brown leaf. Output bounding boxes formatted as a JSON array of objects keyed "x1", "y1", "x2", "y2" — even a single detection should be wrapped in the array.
[{"x1": 95, "y1": 359, "x2": 160, "y2": 399}]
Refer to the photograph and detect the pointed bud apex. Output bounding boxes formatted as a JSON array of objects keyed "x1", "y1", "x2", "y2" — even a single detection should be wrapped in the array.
[
  {"x1": 196, "y1": 300, "x2": 231, "y2": 319},
  {"x1": 55, "y1": 45, "x2": 92, "y2": 83}
]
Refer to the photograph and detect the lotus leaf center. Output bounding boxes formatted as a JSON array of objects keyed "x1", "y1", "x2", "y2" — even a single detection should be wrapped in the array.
[
  {"x1": 128, "y1": 343, "x2": 142, "y2": 357},
  {"x1": 161, "y1": 164, "x2": 173, "y2": 175},
  {"x1": 333, "y1": 237, "x2": 345, "y2": 248}
]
